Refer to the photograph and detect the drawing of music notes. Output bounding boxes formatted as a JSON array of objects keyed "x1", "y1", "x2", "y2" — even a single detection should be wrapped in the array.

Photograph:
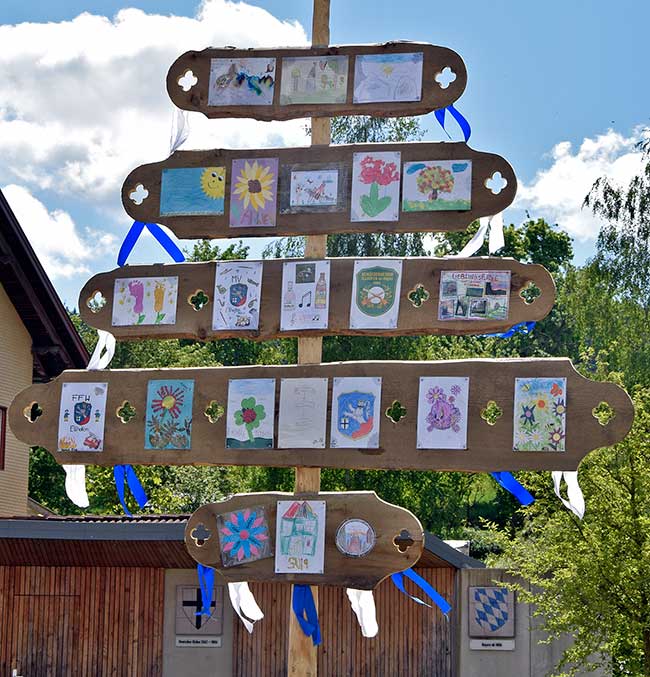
[{"x1": 299, "y1": 291, "x2": 312, "y2": 308}]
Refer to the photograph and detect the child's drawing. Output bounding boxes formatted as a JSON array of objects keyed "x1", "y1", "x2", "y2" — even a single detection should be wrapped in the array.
[
  {"x1": 438, "y1": 271, "x2": 511, "y2": 321},
  {"x1": 513, "y1": 378, "x2": 567, "y2": 452},
  {"x1": 212, "y1": 261, "x2": 263, "y2": 331},
  {"x1": 417, "y1": 377, "x2": 469, "y2": 449},
  {"x1": 280, "y1": 56, "x2": 348, "y2": 105},
  {"x1": 335, "y1": 519, "x2": 376, "y2": 557},
  {"x1": 350, "y1": 151, "x2": 400, "y2": 222},
  {"x1": 57, "y1": 382, "x2": 108, "y2": 452},
  {"x1": 275, "y1": 500, "x2": 326, "y2": 574},
  {"x1": 330, "y1": 376, "x2": 382, "y2": 449},
  {"x1": 226, "y1": 378, "x2": 275, "y2": 449},
  {"x1": 112, "y1": 276, "x2": 178, "y2": 326},
  {"x1": 229, "y1": 158, "x2": 278, "y2": 227},
  {"x1": 160, "y1": 167, "x2": 225, "y2": 216},
  {"x1": 145, "y1": 379, "x2": 194, "y2": 450},
  {"x1": 208, "y1": 57, "x2": 275, "y2": 106},
  {"x1": 278, "y1": 378, "x2": 328, "y2": 448},
  {"x1": 349, "y1": 259, "x2": 402, "y2": 329},
  {"x1": 216, "y1": 506, "x2": 273, "y2": 567},
  {"x1": 353, "y1": 52, "x2": 423, "y2": 104},
  {"x1": 281, "y1": 260, "x2": 330, "y2": 331},
  {"x1": 290, "y1": 169, "x2": 338, "y2": 207},
  {"x1": 402, "y1": 160, "x2": 472, "y2": 212}
]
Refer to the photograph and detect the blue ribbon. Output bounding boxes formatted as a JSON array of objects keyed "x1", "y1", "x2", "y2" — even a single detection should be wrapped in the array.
[
  {"x1": 434, "y1": 104, "x2": 471, "y2": 142},
  {"x1": 491, "y1": 471, "x2": 535, "y2": 506},
  {"x1": 292, "y1": 585, "x2": 321, "y2": 646},
  {"x1": 113, "y1": 464, "x2": 148, "y2": 516},
  {"x1": 484, "y1": 321, "x2": 536, "y2": 339},
  {"x1": 391, "y1": 568, "x2": 452, "y2": 616},
  {"x1": 196, "y1": 564, "x2": 216, "y2": 616},
  {"x1": 117, "y1": 220, "x2": 185, "y2": 266}
]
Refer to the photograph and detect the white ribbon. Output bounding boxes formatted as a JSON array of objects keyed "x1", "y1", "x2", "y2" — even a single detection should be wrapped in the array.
[
  {"x1": 63, "y1": 329, "x2": 116, "y2": 507},
  {"x1": 346, "y1": 588, "x2": 379, "y2": 638},
  {"x1": 450, "y1": 212, "x2": 504, "y2": 258},
  {"x1": 552, "y1": 471, "x2": 585, "y2": 519},
  {"x1": 228, "y1": 582, "x2": 264, "y2": 634},
  {"x1": 169, "y1": 108, "x2": 190, "y2": 155}
]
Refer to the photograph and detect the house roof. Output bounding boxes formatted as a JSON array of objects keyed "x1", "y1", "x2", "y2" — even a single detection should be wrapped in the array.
[
  {"x1": 0, "y1": 189, "x2": 88, "y2": 380},
  {"x1": 0, "y1": 513, "x2": 484, "y2": 570}
]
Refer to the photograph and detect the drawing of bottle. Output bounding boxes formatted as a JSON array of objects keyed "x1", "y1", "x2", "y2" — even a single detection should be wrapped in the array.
[
  {"x1": 315, "y1": 272, "x2": 327, "y2": 309},
  {"x1": 284, "y1": 281, "x2": 296, "y2": 310}
]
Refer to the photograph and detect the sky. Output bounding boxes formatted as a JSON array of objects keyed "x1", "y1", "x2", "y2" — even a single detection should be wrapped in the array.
[{"x1": 0, "y1": 0, "x2": 647, "y2": 306}]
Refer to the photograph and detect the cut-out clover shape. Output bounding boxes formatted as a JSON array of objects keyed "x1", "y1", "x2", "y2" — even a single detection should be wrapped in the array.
[
  {"x1": 393, "y1": 529, "x2": 415, "y2": 553},
  {"x1": 435, "y1": 67, "x2": 457, "y2": 89},
  {"x1": 178, "y1": 70, "x2": 198, "y2": 92},
  {"x1": 205, "y1": 401, "x2": 225, "y2": 424},
  {"x1": 191, "y1": 523, "x2": 212, "y2": 546},
  {"x1": 408, "y1": 284, "x2": 430, "y2": 308},
  {"x1": 189, "y1": 290, "x2": 209, "y2": 311},
  {"x1": 117, "y1": 401, "x2": 137, "y2": 423},
  {"x1": 385, "y1": 400, "x2": 407, "y2": 423},
  {"x1": 481, "y1": 400, "x2": 503, "y2": 426},
  {"x1": 485, "y1": 171, "x2": 508, "y2": 195},
  {"x1": 129, "y1": 184, "x2": 149, "y2": 205},
  {"x1": 234, "y1": 397, "x2": 267, "y2": 444}
]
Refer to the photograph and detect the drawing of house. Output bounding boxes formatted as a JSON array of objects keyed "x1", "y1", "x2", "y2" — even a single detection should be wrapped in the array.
[{"x1": 279, "y1": 501, "x2": 318, "y2": 556}]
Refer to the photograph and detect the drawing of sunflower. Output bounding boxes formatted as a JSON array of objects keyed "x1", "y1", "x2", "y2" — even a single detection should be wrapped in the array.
[{"x1": 233, "y1": 160, "x2": 275, "y2": 211}]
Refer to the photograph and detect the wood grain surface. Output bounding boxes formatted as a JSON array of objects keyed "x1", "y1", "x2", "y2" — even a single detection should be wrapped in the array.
[
  {"x1": 122, "y1": 142, "x2": 515, "y2": 238},
  {"x1": 78, "y1": 257, "x2": 555, "y2": 341},
  {"x1": 184, "y1": 491, "x2": 423, "y2": 589},
  {"x1": 9, "y1": 358, "x2": 633, "y2": 472},
  {"x1": 166, "y1": 42, "x2": 466, "y2": 121}
]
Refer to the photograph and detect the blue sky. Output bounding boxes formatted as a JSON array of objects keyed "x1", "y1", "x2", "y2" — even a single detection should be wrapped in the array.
[{"x1": 0, "y1": 0, "x2": 647, "y2": 305}]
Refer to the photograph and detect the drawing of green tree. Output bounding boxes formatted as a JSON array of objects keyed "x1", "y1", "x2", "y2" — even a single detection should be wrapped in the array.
[{"x1": 234, "y1": 397, "x2": 266, "y2": 443}]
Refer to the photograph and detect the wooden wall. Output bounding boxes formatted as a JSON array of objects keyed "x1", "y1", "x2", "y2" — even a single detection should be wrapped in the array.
[
  {"x1": 0, "y1": 565, "x2": 165, "y2": 677},
  {"x1": 233, "y1": 567, "x2": 455, "y2": 677}
]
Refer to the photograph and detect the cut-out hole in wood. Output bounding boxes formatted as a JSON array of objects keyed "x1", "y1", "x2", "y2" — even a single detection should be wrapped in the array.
[
  {"x1": 178, "y1": 69, "x2": 198, "y2": 92},
  {"x1": 592, "y1": 401, "x2": 615, "y2": 426},
  {"x1": 435, "y1": 66, "x2": 457, "y2": 89},
  {"x1": 485, "y1": 171, "x2": 508, "y2": 195},
  {"x1": 116, "y1": 401, "x2": 137, "y2": 423},
  {"x1": 408, "y1": 284, "x2": 430, "y2": 308},
  {"x1": 188, "y1": 290, "x2": 209, "y2": 311},
  {"x1": 393, "y1": 529, "x2": 415, "y2": 553},
  {"x1": 86, "y1": 290, "x2": 107, "y2": 314},
  {"x1": 205, "y1": 401, "x2": 225, "y2": 424},
  {"x1": 520, "y1": 281, "x2": 541, "y2": 305},
  {"x1": 190, "y1": 523, "x2": 212, "y2": 546},
  {"x1": 23, "y1": 402, "x2": 43, "y2": 423},
  {"x1": 481, "y1": 400, "x2": 503, "y2": 426},
  {"x1": 128, "y1": 184, "x2": 149, "y2": 205},
  {"x1": 385, "y1": 400, "x2": 407, "y2": 423}
]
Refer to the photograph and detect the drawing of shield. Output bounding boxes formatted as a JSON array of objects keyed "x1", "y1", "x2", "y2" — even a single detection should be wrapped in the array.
[
  {"x1": 229, "y1": 283, "x2": 248, "y2": 307},
  {"x1": 337, "y1": 391, "x2": 375, "y2": 439},
  {"x1": 356, "y1": 266, "x2": 398, "y2": 317},
  {"x1": 73, "y1": 401, "x2": 92, "y2": 425}
]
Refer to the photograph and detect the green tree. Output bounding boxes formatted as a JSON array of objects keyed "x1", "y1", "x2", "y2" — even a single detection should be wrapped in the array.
[{"x1": 499, "y1": 386, "x2": 650, "y2": 676}]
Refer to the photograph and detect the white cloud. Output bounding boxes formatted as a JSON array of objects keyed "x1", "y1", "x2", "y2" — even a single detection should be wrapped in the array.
[
  {"x1": 0, "y1": 0, "x2": 309, "y2": 205},
  {"x1": 1, "y1": 183, "x2": 115, "y2": 279},
  {"x1": 516, "y1": 129, "x2": 646, "y2": 241}
]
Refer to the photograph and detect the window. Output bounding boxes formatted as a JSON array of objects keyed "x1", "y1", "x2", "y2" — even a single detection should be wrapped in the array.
[{"x1": 0, "y1": 406, "x2": 6, "y2": 470}]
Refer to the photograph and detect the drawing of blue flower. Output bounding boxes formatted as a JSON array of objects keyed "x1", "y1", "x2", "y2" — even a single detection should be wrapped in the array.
[{"x1": 220, "y1": 508, "x2": 269, "y2": 563}]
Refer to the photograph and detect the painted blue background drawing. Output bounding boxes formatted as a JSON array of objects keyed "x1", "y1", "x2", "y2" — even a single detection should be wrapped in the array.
[{"x1": 160, "y1": 167, "x2": 225, "y2": 216}]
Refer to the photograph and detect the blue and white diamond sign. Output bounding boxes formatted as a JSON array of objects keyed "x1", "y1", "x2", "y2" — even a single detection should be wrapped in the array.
[{"x1": 468, "y1": 586, "x2": 515, "y2": 638}]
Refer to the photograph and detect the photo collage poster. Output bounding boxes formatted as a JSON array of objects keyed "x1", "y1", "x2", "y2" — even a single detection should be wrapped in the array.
[
  {"x1": 281, "y1": 260, "x2": 330, "y2": 330},
  {"x1": 57, "y1": 382, "x2": 108, "y2": 452},
  {"x1": 438, "y1": 270, "x2": 511, "y2": 321},
  {"x1": 213, "y1": 261, "x2": 263, "y2": 331}
]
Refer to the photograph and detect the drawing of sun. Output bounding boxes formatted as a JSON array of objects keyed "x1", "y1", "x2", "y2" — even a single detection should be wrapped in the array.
[
  {"x1": 233, "y1": 160, "x2": 274, "y2": 211},
  {"x1": 151, "y1": 385, "x2": 185, "y2": 419},
  {"x1": 200, "y1": 167, "x2": 226, "y2": 199}
]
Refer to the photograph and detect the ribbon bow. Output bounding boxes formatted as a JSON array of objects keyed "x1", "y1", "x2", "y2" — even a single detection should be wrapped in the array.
[
  {"x1": 117, "y1": 221, "x2": 185, "y2": 266},
  {"x1": 292, "y1": 585, "x2": 321, "y2": 646},
  {"x1": 434, "y1": 104, "x2": 471, "y2": 142},
  {"x1": 552, "y1": 471, "x2": 585, "y2": 519},
  {"x1": 449, "y1": 212, "x2": 505, "y2": 259},
  {"x1": 391, "y1": 568, "x2": 451, "y2": 616},
  {"x1": 490, "y1": 471, "x2": 535, "y2": 506},
  {"x1": 113, "y1": 464, "x2": 148, "y2": 516},
  {"x1": 196, "y1": 564, "x2": 216, "y2": 616}
]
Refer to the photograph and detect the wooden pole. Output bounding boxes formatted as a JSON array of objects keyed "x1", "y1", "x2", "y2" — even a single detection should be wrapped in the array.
[{"x1": 287, "y1": 1, "x2": 330, "y2": 674}]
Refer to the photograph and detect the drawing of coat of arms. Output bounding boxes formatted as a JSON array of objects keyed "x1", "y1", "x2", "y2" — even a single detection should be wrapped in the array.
[
  {"x1": 337, "y1": 391, "x2": 375, "y2": 440},
  {"x1": 73, "y1": 401, "x2": 92, "y2": 425},
  {"x1": 356, "y1": 266, "x2": 398, "y2": 317},
  {"x1": 229, "y1": 283, "x2": 248, "y2": 308}
]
